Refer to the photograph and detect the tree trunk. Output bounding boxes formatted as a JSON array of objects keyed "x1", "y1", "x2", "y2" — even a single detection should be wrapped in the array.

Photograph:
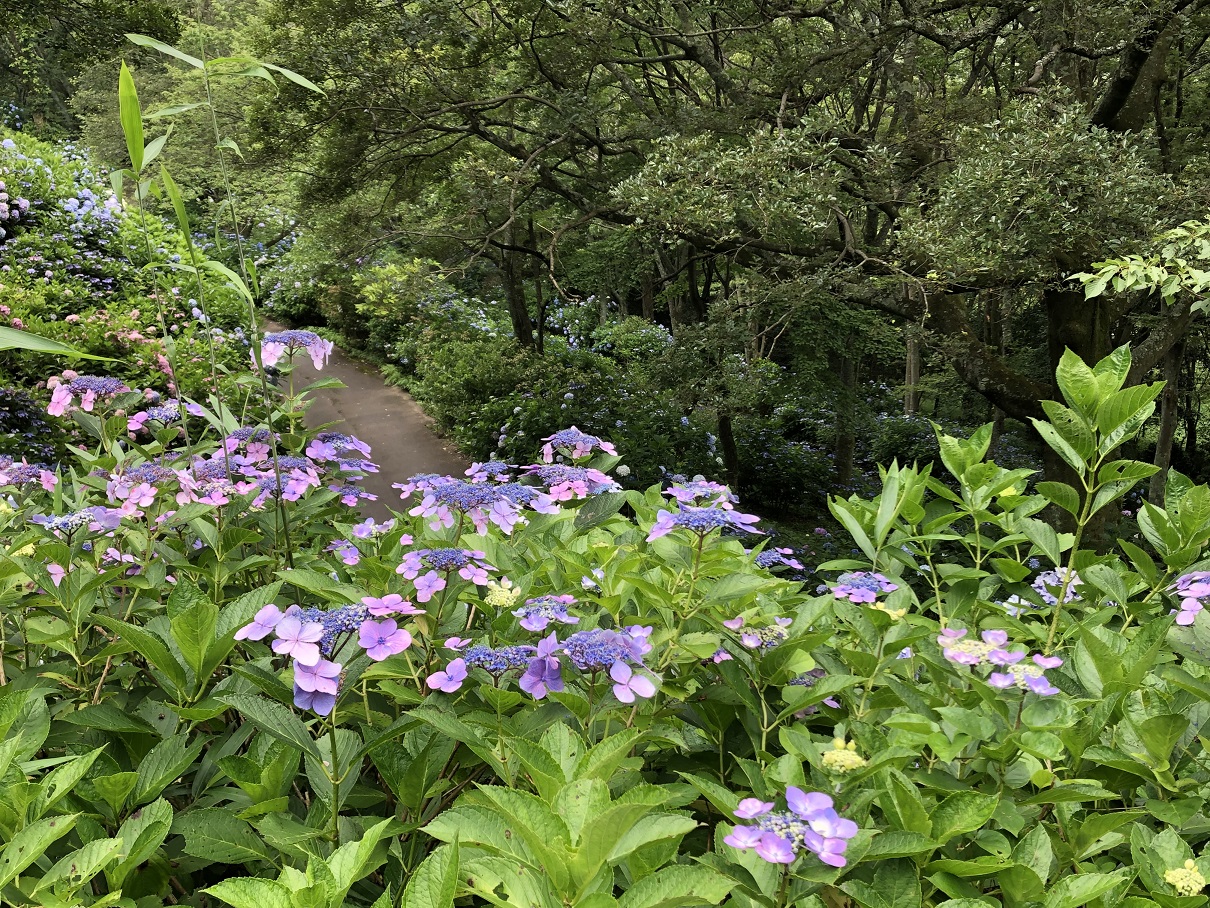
[
  {"x1": 1149, "y1": 338, "x2": 1184, "y2": 504},
  {"x1": 503, "y1": 226, "x2": 533, "y2": 347},
  {"x1": 718, "y1": 412, "x2": 740, "y2": 490},
  {"x1": 833, "y1": 354, "x2": 856, "y2": 486},
  {"x1": 641, "y1": 272, "x2": 655, "y2": 321},
  {"x1": 904, "y1": 331, "x2": 921, "y2": 416},
  {"x1": 529, "y1": 218, "x2": 545, "y2": 354}
]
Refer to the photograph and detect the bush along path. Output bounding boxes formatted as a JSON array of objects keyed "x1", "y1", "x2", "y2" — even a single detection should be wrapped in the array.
[{"x1": 267, "y1": 323, "x2": 469, "y2": 519}]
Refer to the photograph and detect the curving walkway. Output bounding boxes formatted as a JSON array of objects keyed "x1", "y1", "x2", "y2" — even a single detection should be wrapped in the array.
[{"x1": 273, "y1": 327, "x2": 469, "y2": 520}]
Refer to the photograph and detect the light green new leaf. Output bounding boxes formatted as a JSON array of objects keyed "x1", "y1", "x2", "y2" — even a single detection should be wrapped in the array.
[
  {"x1": 0, "y1": 326, "x2": 116, "y2": 361},
  {"x1": 125, "y1": 33, "x2": 204, "y2": 68},
  {"x1": 118, "y1": 62, "x2": 144, "y2": 173},
  {"x1": 261, "y1": 61, "x2": 326, "y2": 94}
]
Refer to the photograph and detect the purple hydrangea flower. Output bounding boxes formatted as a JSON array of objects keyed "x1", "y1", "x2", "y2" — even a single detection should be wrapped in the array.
[
  {"x1": 520, "y1": 633, "x2": 564, "y2": 699},
  {"x1": 724, "y1": 786, "x2": 859, "y2": 867},
  {"x1": 647, "y1": 504, "x2": 761, "y2": 541},
  {"x1": 235, "y1": 604, "x2": 285, "y2": 641},
  {"x1": 272, "y1": 615, "x2": 325, "y2": 666},
  {"x1": 831, "y1": 571, "x2": 898, "y2": 603},
  {"x1": 514, "y1": 594, "x2": 580, "y2": 631},
  {"x1": 358, "y1": 619, "x2": 413, "y2": 661},
  {"x1": 427, "y1": 658, "x2": 468, "y2": 693},
  {"x1": 541, "y1": 426, "x2": 617, "y2": 462}
]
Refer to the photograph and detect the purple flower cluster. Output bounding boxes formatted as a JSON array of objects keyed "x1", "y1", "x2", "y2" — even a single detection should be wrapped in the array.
[
  {"x1": 541, "y1": 426, "x2": 617, "y2": 462},
  {"x1": 0, "y1": 179, "x2": 31, "y2": 242},
  {"x1": 396, "y1": 473, "x2": 558, "y2": 534},
  {"x1": 466, "y1": 460, "x2": 513, "y2": 482},
  {"x1": 521, "y1": 464, "x2": 620, "y2": 501},
  {"x1": 724, "y1": 615, "x2": 792, "y2": 650},
  {"x1": 937, "y1": 628, "x2": 1062, "y2": 695},
  {"x1": 1031, "y1": 569, "x2": 1082, "y2": 606},
  {"x1": 1173, "y1": 572, "x2": 1210, "y2": 626},
  {"x1": 427, "y1": 625, "x2": 657, "y2": 703},
  {"x1": 31, "y1": 506, "x2": 123, "y2": 536},
  {"x1": 397, "y1": 548, "x2": 494, "y2": 601},
  {"x1": 234, "y1": 602, "x2": 416, "y2": 715},
  {"x1": 831, "y1": 571, "x2": 898, "y2": 603},
  {"x1": 258, "y1": 330, "x2": 334, "y2": 370},
  {"x1": 0, "y1": 457, "x2": 56, "y2": 491},
  {"x1": 725, "y1": 787, "x2": 859, "y2": 866},
  {"x1": 753, "y1": 547, "x2": 805, "y2": 571},
  {"x1": 666, "y1": 480, "x2": 738, "y2": 508},
  {"x1": 647, "y1": 503, "x2": 761, "y2": 541},
  {"x1": 514, "y1": 594, "x2": 579, "y2": 631},
  {"x1": 306, "y1": 432, "x2": 377, "y2": 475},
  {"x1": 48, "y1": 374, "x2": 129, "y2": 416}
]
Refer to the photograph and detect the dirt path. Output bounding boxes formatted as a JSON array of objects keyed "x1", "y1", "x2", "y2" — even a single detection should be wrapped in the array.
[{"x1": 272, "y1": 328, "x2": 469, "y2": 520}]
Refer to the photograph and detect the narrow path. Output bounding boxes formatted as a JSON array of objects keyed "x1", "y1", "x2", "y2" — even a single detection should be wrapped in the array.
[{"x1": 269, "y1": 326, "x2": 469, "y2": 520}]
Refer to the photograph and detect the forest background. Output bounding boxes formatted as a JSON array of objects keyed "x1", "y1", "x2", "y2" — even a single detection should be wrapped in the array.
[{"x1": 6, "y1": 0, "x2": 1210, "y2": 532}]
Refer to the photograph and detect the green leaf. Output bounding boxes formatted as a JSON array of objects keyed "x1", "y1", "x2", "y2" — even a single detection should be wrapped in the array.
[
  {"x1": 132, "y1": 734, "x2": 205, "y2": 805},
  {"x1": 58, "y1": 703, "x2": 156, "y2": 735},
  {"x1": 216, "y1": 694, "x2": 322, "y2": 761},
  {"x1": 95, "y1": 616, "x2": 187, "y2": 700},
  {"x1": 1055, "y1": 349, "x2": 1100, "y2": 417},
  {"x1": 401, "y1": 839, "x2": 459, "y2": 908},
  {"x1": 143, "y1": 131, "x2": 170, "y2": 170},
  {"x1": 145, "y1": 102, "x2": 209, "y2": 120},
  {"x1": 172, "y1": 809, "x2": 271, "y2": 864},
  {"x1": 931, "y1": 792, "x2": 998, "y2": 845},
  {"x1": 33, "y1": 747, "x2": 105, "y2": 819},
  {"x1": 1017, "y1": 518, "x2": 1064, "y2": 567},
  {"x1": 125, "y1": 33, "x2": 204, "y2": 68},
  {"x1": 260, "y1": 61, "x2": 327, "y2": 93},
  {"x1": 33, "y1": 836, "x2": 124, "y2": 895},
  {"x1": 618, "y1": 865, "x2": 734, "y2": 908},
  {"x1": 168, "y1": 578, "x2": 219, "y2": 684},
  {"x1": 1036, "y1": 482, "x2": 1081, "y2": 517},
  {"x1": 0, "y1": 814, "x2": 79, "y2": 887},
  {"x1": 205, "y1": 878, "x2": 294, "y2": 908},
  {"x1": 0, "y1": 326, "x2": 116, "y2": 361},
  {"x1": 1042, "y1": 869, "x2": 1134, "y2": 908},
  {"x1": 107, "y1": 797, "x2": 173, "y2": 888},
  {"x1": 118, "y1": 62, "x2": 144, "y2": 173}
]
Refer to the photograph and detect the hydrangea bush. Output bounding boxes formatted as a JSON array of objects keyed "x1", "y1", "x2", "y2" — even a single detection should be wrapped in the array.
[{"x1": 1, "y1": 332, "x2": 1210, "y2": 908}]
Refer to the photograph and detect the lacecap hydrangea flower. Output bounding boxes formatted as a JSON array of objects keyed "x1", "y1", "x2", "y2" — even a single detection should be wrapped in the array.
[
  {"x1": 831, "y1": 571, "x2": 898, "y2": 603},
  {"x1": 937, "y1": 628, "x2": 1061, "y2": 695},
  {"x1": 1172, "y1": 571, "x2": 1210, "y2": 626},
  {"x1": 724, "y1": 787, "x2": 859, "y2": 866},
  {"x1": 258, "y1": 330, "x2": 334, "y2": 370}
]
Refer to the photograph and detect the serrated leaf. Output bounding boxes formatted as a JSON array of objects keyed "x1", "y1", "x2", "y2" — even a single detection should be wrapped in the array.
[
  {"x1": 0, "y1": 814, "x2": 79, "y2": 887},
  {"x1": 217, "y1": 694, "x2": 322, "y2": 761},
  {"x1": 401, "y1": 839, "x2": 459, "y2": 908},
  {"x1": 173, "y1": 809, "x2": 270, "y2": 864},
  {"x1": 618, "y1": 865, "x2": 734, "y2": 908},
  {"x1": 204, "y1": 877, "x2": 294, "y2": 908}
]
